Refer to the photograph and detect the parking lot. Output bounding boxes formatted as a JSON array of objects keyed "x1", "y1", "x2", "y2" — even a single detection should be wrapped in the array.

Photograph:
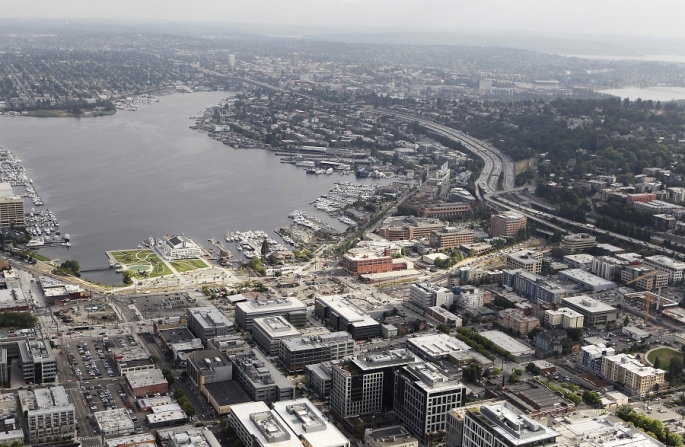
[
  {"x1": 65, "y1": 338, "x2": 118, "y2": 382},
  {"x1": 134, "y1": 292, "x2": 195, "y2": 319}
]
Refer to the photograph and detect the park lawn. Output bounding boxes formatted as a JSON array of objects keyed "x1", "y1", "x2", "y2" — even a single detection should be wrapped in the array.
[
  {"x1": 647, "y1": 347, "x2": 684, "y2": 369},
  {"x1": 170, "y1": 258, "x2": 208, "y2": 273},
  {"x1": 110, "y1": 249, "x2": 173, "y2": 278}
]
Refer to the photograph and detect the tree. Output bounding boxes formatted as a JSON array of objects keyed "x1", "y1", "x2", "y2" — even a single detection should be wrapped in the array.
[
  {"x1": 436, "y1": 323, "x2": 450, "y2": 335},
  {"x1": 261, "y1": 239, "x2": 270, "y2": 261},
  {"x1": 653, "y1": 356, "x2": 661, "y2": 369},
  {"x1": 583, "y1": 390, "x2": 603, "y2": 406},
  {"x1": 624, "y1": 316, "x2": 630, "y2": 327},
  {"x1": 526, "y1": 362, "x2": 541, "y2": 375},
  {"x1": 566, "y1": 328, "x2": 583, "y2": 341}
]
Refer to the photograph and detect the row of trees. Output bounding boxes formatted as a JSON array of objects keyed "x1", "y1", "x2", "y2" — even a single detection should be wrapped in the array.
[
  {"x1": 0, "y1": 312, "x2": 36, "y2": 329},
  {"x1": 595, "y1": 216, "x2": 653, "y2": 241},
  {"x1": 617, "y1": 405, "x2": 682, "y2": 446},
  {"x1": 455, "y1": 328, "x2": 516, "y2": 361},
  {"x1": 172, "y1": 388, "x2": 196, "y2": 418}
]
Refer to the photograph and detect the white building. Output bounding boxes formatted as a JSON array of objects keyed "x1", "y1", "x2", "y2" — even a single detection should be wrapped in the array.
[
  {"x1": 506, "y1": 250, "x2": 542, "y2": 274},
  {"x1": 252, "y1": 316, "x2": 301, "y2": 356},
  {"x1": 601, "y1": 353, "x2": 666, "y2": 396},
  {"x1": 365, "y1": 427, "x2": 418, "y2": 447},
  {"x1": 94, "y1": 408, "x2": 135, "y2": 437},
  {"x1": 591, "y1": 256, "x2": 625, "y2": 280},
  {"x1": 228, "y1": 401, "x2": 302, "y2": 447},
  {"x1": 409, "y1": 282, "x2": 453, "y2": 310},
  {"x1": 161, "y1": 235, "x2": 203, "y2": 260},
  {"x1": 478, "y1": 331, "x2": 535, "y2": 357},
  {"x1": 271, "y1": 398, "x2": 350, "y2": 447},
  {"x1": 563, "y1": 254, "x2": 594, "y2": 271},
  {"x1": 406, "y1": 333, "x2": 470, "y2": 361},
  {"x1": 21, "y1": 386, "x2": 76, "y2": 443},
  {"x1": 187, "y1": 306, "x2": 234, "y2": 343},
  {"x1": 455, "y1": 286, "x2": 483, "y2": 309},
  {"x1": 644, "y1": 255, "x2": 685, "y2": 284},
  {"x1": 544, "y1": 308, "x2": 584, "y2": 329}
]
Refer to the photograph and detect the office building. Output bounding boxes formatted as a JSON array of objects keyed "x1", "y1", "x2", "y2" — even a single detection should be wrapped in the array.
[
  {"x1": 126, "y1": 369, "x2": 169, "y2": 397},
  {"x1": 365, "y1": 426, "x2": 418, "y2": 447},
  {"x1": 230, "y1": 349, "x2": 294, "y2": 403},
  {"x1": 279, "y1": 332, "x2": 354, "y2": 373},
  {"x1": 207, "y1": 335, "x2": 248, "y2": 355},
  {"x1": 406, "y1": 333, "x2": 470, "y2": 362},
  {"x1": 560, "y1": 233, "x2": 596, "y2": 255},
  {"x1": 21, "y1": 386, "x2": 76, "y2": 443},
  {"x1": 272, "y1": 398, "x2": 350, "y2": 447},
  {"x1": 228, "y1": 401, "x2": 302, "y2": 447},
  {"x1": 305, "y1": 362, "x2": 334, "y2": 400},
  {"x1": 94, "y1": 408, "x2": 135, "y2": 437},
  {"x1": 378, "y1": 218, "x2": 446, "y2": 241},
  {"x1": 157, "y1": 328, "x2": 204, "y2": 363},
  {"x1": 186, "y1": 306, "x2": 234, "y2": 344},
  {"x1": 600, "y1": 353, "x2": 667, "y2": 396},
  {"x1": 341, "y1": 248, "x2": 394, "y2": 276},
  {"x1": 557, "y1": 269, "x2": 616, "y2": 292},
  {"x1": 543, "y1": 308, "x2": 584, "y2": 329},
  {"x1": 502, "y1": 269, "x2": 570, "y2": 305},
  {"x1": 420, "y1": 202, "x2": 472, "y2": 220},
  {"x1": 591, "y1": 256, "x2": 626, "y2": 281},
  {"x1": 409, "y1": 282, "x2": 453, "y2": 310},
  {"x1": 315, "y1": 295, "x2": 381, "y2": 340},
  {"x1": 0, "y1": 184, "x2": 25, "y2": 227},
  {"x1": 228, "y1": 54, "x2": 236, "y2": 67},
  {"x1": 429, "y1": 227, "x2": 475, "y2": 250},
  {"x1": 506, "y1": 250, "x2": 542, "y2": 274},
  {"x1": 393, "y1": 362, "x2": 467, "y2": 444},
  {"x1": 561, "y1": 296, "x2": 618, "y2": 327},
  {"x1": 497, "y1": 309, "x2": 540, "y2": 335},
  {"x1": 427, "y1": 307, "x2": 462, "y2": 328},
  {"x1": 186, "y1": 349, "x2": 232, "y2": 392},
  {"x1": 19, "y1": 338, "x2": 57, "y2": 384},
  {"x1": 460, "y1": 402, "x2": 559, "y2": 447},
  {"x1": 621, "y1": 265, "x2": 669, "y2": 291},
  {"x1": 252, "y1": 316, "x2": 301, "y2": 356},
  {"x1": 330, "y1": 349, "x2": 416, "y2": 419},
  {"x1": 235, "y1": 298, "x2": 307, "y2": 331},
  {"x1": 490, "y1": 212, "x2": 527, "y2": 238},
  {"x1": 562, "y1": 254, "x2": 594, "y2": 271},
  {"x1": 643, "y1": 255, "x2": 685, "y2": 284}
]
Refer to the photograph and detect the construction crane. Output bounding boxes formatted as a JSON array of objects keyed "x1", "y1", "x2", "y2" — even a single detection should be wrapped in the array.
[{"x1": 626, "y1": 269, "x2": 662, "y2": 324}]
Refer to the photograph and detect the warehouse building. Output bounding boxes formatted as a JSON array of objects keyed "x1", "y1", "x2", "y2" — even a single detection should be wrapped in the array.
[
  {"x1": 235, "y1": 298, "x2": 307, "y2": 331},
  {"x1": 125, "y1": 369, "x2": 169, "y2": 397},
  {"x1": 558, "y1": 269, "x2": 616, "y2": 292},
  {"x1": 478, "y1": 331, "x2": 534, "y2": 357}
]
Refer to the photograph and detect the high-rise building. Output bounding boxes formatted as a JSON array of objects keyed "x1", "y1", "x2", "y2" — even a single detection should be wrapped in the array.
[
  {"x1": 393, "y1": 362, "x2": 467, "y2": 444},
  {"x1": 0, "y1": 183, "x2": 25, "y2": 227},
  {"x1": 330, "y1": 349, "x2": 416, "y2": 419},
  {"x1": 228, "y1": 54, "x2": 236, "y2": 67},
  {"x1": 291, "y1": 53, "x2": 300, "y2": 68}
]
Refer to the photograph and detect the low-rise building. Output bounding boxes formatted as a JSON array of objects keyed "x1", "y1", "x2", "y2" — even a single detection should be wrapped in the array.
[
  {"x1": 252, "y1": 316, "x2": 301, "y2": 356},
  {"x1": 341, "y1": 248, "x2": 394, "y2": 276},
  {"x1": 563, "y1": 254, "x2": 594, "y2": 271},
  {"x1": 207, "y1": 335, "x2": 248, "y2": 355},
  {"x1": 167, "y1": 427, "x2": 221, "y2": 447},
  {"x1": 427, "y1": 307, "x2": 462, "y2": 328},
  {"x1": 406, "y1": 333, "x2": 470, "y2": 362},
  {"x1": 204, "y1": 380, "x2": 252, "y2": 416},
  {"x1": 160, "y1": 235, "x2": 203, "y2": 260},
  {"x1": 146, "y1": 403, "x2": 188, "y2": 429},
  {"x1": 478, "y1": 331, "x2": 535, "y2": 357},
  {"x1": 94, "y1": 408, "x2": 134, "y2": 437},
  {"x1": 279, "y1": 332, "x2": 354, "y2": 373},
  {"x1": 558, "y1": 269, "x2": 616, "y2": 292},
  {"x1": 601, "y1": 353, "x2": 667, "y2": 396},
  {"x1": 125, "y1": 369, "x2": 169, "y2": 397},
  {"x1": 560, "y1": 233, "x2": 596, "y2": 255},
  {"x1": 19, "y1": 338, "x2": 57, "y2": 384},
  {"x1": 622, "y1": 326, "x2": 650, "y2": 341},
  {"x1": 186, "y1": 349, "x2": 232, "y2": 393},
  {"x1": 112, "y1": 347, "x2": 155, "y2": 375},
  {"x1": 644, "y1": 255, "x2": 685, "y2": 284}
]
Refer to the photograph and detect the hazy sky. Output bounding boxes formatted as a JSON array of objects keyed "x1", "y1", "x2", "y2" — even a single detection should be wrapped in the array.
[{"x1": 5, "y1": 0, "x2": 685, "y2": 38}]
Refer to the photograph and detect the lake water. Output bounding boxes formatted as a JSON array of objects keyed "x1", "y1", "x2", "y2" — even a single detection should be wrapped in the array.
[
  {"x1": 597, "y1": 86, "x2": 685, "y2": 101},
  {"x1": 0, "y1": 92, "x2": 385, "y2": 284}
]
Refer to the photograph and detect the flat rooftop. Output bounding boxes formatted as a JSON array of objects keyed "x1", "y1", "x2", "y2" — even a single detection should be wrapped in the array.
[
  {"x1": 126, "y1": 369, "x2": 167, "y2": 388},
  {"x1": 558, "y1": 269, "x2": 616, "y2": 288},
  {"x1": 646, "y1": 255, "x2": 685, "y2": 269},
  {"x1": 94, "y1": 408, "x2": 134, "y2": 431},
  {"x1": 562, "y1": 295, "x2": 617, "y2": 314},
  {"x1": 478, "y1": 331, "x2": 535, "y2": 356},
  {"x1": 158, "y1": 327, "x2": 197, "y2": 344},
  {"x1": 316, "y1": 295, "x2": 379, "y2": 326},
  {"x1": 229, "y1": 402, "x2": 302, "y2": 447},
  {"x1": 407, "y1": 333, "x2": 471, "y2": 358},
  {"x1": 555, "y1": 414, "x2": 664, "y2": 447},
  {"x1": 351, "y1": 348, "x2": 417, "y2": 371},
  {"x1": 281, "y1": 332, "x2": 352, "y2": 351},
  {"x1": 204, "y1": 381, "x2": 252, "y2": 407},
  {"x1": 188, "y1": 306, "x2": 234, "y2": 329},
  {"x1": 272, "y1": 398, "x2": 349, "y2": 447},
  {"x1": 253, "y1": 316, "x2": 301, "y2": 338},
  {"x1": 238, "y1": 297, "x2": 306, "y2": 314}
]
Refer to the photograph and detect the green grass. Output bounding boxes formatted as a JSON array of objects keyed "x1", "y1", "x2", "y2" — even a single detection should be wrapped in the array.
[
  {"x1": 647, "y1": 347, "x2": 684, "y2": 369},
  {"x1": 110, "y1": 249, "x2": 173, "y2": 278},
  {"x1": 170, "y1": 259, "x2": 208, "y2": 273}
]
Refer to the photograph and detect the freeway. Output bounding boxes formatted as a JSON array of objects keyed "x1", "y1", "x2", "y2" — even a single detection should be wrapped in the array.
[{"x1": 370, "y1": 109, "x2": 515, "y2": 199}]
